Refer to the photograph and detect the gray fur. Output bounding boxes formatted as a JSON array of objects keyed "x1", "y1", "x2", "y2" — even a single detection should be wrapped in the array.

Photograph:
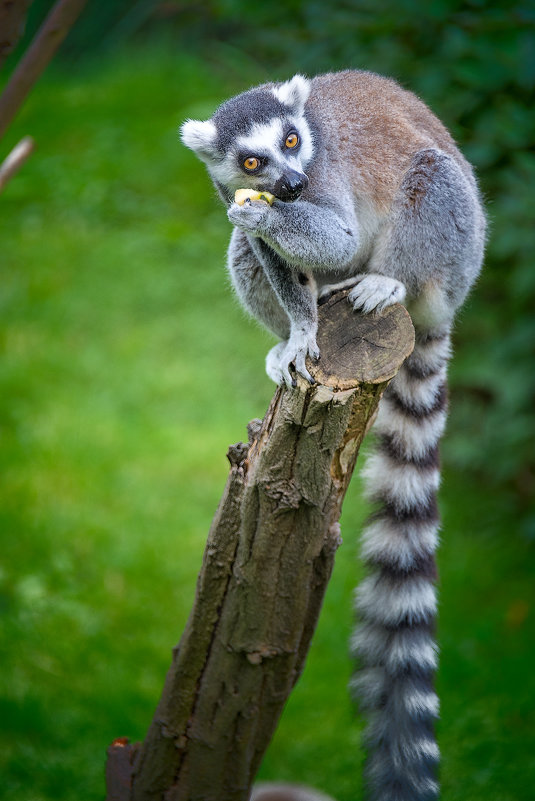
[{"x1": 180, "y1": 70, "x2": 485, "y2": 801}]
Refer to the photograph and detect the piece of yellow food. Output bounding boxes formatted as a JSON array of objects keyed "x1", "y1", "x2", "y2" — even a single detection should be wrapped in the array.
[{"x1": 234, "y1": 188, "x2": 275, "y2": 206}]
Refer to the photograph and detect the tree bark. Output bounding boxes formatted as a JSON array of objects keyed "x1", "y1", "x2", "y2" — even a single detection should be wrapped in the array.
[{"x1": 106, "y1": 292, "x2": 415, "y2": 801}]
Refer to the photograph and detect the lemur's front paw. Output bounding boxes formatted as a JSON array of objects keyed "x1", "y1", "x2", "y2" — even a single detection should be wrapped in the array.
[
  {"x1": 348, "y1": 274, "x2": 406, "y2": 314},
  {"x1": 266, "y1": 333, "x2": 320, "y2": 388},
  {"x1": 228, "y1": 200, "x2": 270, "y2": 233}
]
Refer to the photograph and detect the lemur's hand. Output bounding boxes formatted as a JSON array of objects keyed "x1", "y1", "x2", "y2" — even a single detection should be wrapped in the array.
[
  {"x1": 266, "y1": 330, "x2": 319, "y2": 388},
  {"x1": 228, "y1": 199, "x2": 271, "y2": 233}
]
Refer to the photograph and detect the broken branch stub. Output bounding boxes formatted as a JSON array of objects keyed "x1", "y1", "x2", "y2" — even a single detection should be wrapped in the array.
[{"x1": 106, "y1": 291, "x2": 415, "y2": 801}]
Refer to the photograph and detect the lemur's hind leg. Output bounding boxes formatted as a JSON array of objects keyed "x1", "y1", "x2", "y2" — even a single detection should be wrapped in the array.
[
  {"x1": 364, "y1": 147, "x2": 484, "y2": 326},
  {"x1": 325, "y1": 149, "x2": 484, "y2": 324}
]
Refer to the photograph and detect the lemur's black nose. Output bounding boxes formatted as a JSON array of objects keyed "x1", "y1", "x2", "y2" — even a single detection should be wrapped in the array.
[{"x1": 274, "y1": 170, "x2": 309, "y2": 201}]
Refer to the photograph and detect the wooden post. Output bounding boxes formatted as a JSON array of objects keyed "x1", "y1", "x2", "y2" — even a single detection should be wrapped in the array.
[{"x1": 105, "y1": 292, "x2": 415, "y2": 801}]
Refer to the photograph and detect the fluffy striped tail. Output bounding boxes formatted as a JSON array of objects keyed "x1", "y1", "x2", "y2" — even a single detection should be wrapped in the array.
[{"x1": 351, "y1": 327, "x2": 451, "y2": 801}]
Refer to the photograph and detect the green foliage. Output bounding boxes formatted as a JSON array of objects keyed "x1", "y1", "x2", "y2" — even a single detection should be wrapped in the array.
[
  {"x1": 0, "y1": 49, "x2": 272, "y2": 800},
  {"x1": 1, "y1": 3, "x2": 534, "y2": 800},
  {"x1": 17, "y1": 0, "x2": 535, "y2": 509}
]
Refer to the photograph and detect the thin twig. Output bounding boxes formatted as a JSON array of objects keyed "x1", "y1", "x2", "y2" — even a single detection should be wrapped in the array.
[{"x1": 0, "y1": 134, "x2": 34, "y2": 192}]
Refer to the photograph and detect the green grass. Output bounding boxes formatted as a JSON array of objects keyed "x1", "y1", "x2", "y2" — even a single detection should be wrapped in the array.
[{"x1": 1, "y1": 46, "x2": 534, "y2": 800}]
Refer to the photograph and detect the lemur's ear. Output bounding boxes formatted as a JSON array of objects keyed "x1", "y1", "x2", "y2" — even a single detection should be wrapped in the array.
[
  {"x1": 180, "y1": 118, "x2": 218, "y2": 160},
  {"x1": 272, "y1": 75, "x2": 311, "y2": 113}
]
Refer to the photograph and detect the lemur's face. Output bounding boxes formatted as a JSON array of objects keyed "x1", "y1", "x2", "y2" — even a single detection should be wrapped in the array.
[{"x1": 181, "y1": 75, "x2": 314, "y2": 203}]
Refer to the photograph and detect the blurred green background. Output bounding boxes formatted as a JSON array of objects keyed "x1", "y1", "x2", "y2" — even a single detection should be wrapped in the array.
[{"x1": 1, "y1": 1, "x2": 534, "y2": 799}]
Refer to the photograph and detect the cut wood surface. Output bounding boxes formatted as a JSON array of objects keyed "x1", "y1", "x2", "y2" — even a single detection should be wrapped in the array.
[{"x1": 105, "y1": 292, "x2": 415, "y2": 801}]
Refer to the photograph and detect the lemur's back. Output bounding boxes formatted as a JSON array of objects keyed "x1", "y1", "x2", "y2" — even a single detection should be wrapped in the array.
[{"x1": 307, "y1": 70, "x2": 474, "y2": 211}]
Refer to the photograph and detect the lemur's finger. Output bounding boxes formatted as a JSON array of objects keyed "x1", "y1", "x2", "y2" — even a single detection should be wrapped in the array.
[
  {"x1": 295, "y1": 353, "x2": 315, "y2": 385},
  {"x1": 281, "y1": 362, "x2": 296, "y2": 388}
]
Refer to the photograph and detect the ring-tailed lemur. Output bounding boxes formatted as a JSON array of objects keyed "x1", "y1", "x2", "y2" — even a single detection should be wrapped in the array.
[{"x1": 181, "y1": 70, "x2": 485, "y2": 801}]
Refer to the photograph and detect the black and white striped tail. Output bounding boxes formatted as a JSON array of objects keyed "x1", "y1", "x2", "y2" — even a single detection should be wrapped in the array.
[{"x1": 351, "y1": 327, "x2": 451, "y2": 801}]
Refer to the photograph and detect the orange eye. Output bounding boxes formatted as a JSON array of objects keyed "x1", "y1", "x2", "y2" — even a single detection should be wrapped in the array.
[
  {"x1": 244, "y1": 157, "x2": 260, "y2": 171},
  {"x1": 285, "y1": 132, "x2": 299, "y2": 149}
]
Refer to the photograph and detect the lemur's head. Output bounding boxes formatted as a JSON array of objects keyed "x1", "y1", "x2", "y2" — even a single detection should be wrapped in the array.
[{"x1": 181, "y1": 75, "x2": 314, "y2": 203}]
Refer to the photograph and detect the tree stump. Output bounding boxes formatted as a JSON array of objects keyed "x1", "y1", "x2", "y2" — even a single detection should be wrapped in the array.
[{"x1": 105, "y1": 291, "x2": 415, "y2": 801}]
